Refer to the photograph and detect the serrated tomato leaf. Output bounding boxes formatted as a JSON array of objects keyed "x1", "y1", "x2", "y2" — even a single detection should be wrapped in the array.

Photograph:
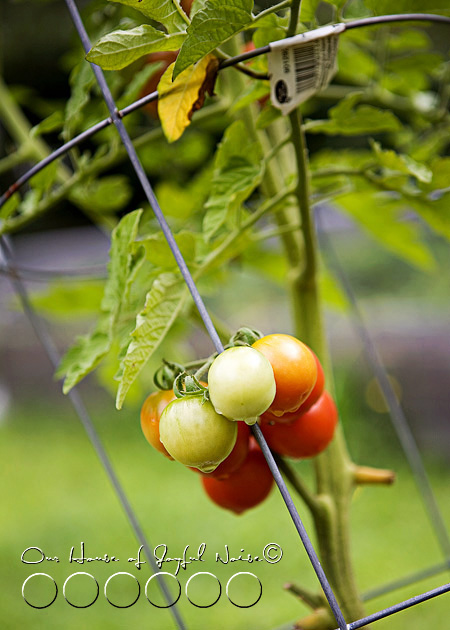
[
  {"x1": 57, "y1": 210, "x2": 143, "y2": 393},
  {"x1": 87, "y1": 26, "x2": 186, "y2": 71},
  {"x1": 371, "y1": 141, "x2": 432, "y2": 184},
  {"x1": 203, "y1": 120, "x2": 264, "y2": 241},
  {"x1": 305, "y1": 93, "x2": 401, "y2": 136},
  {"x1": 335, "y1": 190, "x2": 435, "y2": 270},
  {"x1": 173, "y1": 0, "x2": 254, "y2": 79},
  {"x1": 116, "y1": 273, "x2": 188, "y2": 409},
  {"x1": 107, "y1": 0, "x2": 188, "y2": 33}
]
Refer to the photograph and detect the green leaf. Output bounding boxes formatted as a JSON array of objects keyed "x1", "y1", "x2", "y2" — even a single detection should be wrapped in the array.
[
  {"x1": 102, "y1": 209, "x2": 143, "y2": 317},
  {"x1": 409, "y1": 193, "x2": 450, "y2": 242},
  {"x1": 116, "y1": 273, "x2": 187, "y2": 409},
  {"x1": 87, "y1": 26, "x2": 186, "y2": 71},
  {"x1": 32, "y1": 282, "x2": 105, "y2": 319},
  {"x1": 140, "y1": 231, "x2": 197, "y2": 267},
  {"x1": 190, "y1": 0, "x2": 208, "y2": 17},
  {"x1": 371, "y1": 141, "x2": 432, "y2": 184},
  {"x1": 252, "y1": 12, "x2": 288, "y2": 49},
  {"x1": 382, "y1": 52, "x2": 443, "y2": 95},
  {"x1": 335, "y1": 190, "x2": 435, "y2": 270},
  {"x1": 69, "y1": 176, "x2": 133, "y2": 214},
  {"x1": 425, "y1": 157, "x2": 450, "y2": 192},
  {"x1": 173, "y1": 0, "x2": 254, "y2": 79},
  {"x1": 204, "y1": 159, "x2": 263, "y2": 240},
  {"x1": 299, "y1": 0, "x2": 321, "y2": 22},
  {"x1": 256, "y1": 103, "x2": 282, "y2": 129},
  {"x1": 0, "y1": 194, "x2": 20, "y2": 221},
  {"x1": 20, "y1": 189, "x2": 42, "y2": 216},
  {"x1": 155, "y1": 177, "x2": 208, "y2": 220},
  {"x1": 107, "y1": 0, "x2": 188, "y2": 33},
  {"x1": 385, "y1": 29, "x2": 430, "y2": 54},
  {"x1": 30, "y1": 161, "x2": 58, "y2": 194},
  {"x1": 203, "y1": 120, "x2": 264, "y2": 241},
  {"x1": 65, "y1": 61, "x2": 96, "y2": 136},
  {"x1": 305, "y1": 93, "x2": 402, "y2": 136},
  {"x1": 337, "y1": 41, "x2": 379, "y2": 85},
  {"x1": 57, "y1": 210, "x2": 143, "y2": 393},
  {"x1": 30, "y1": 111, "x2": 64, "y2": 137},
  {"x1": 230, "y1": 80, "x2": 270, "y2": 113},
  {"x1": 58, "y1": 327, "x2": 112, "y2": 394}
]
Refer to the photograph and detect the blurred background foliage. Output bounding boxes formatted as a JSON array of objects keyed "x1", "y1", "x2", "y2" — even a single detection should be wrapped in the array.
[{"x1": 0, "y1": 0, "x2": 449, "y2": 628}]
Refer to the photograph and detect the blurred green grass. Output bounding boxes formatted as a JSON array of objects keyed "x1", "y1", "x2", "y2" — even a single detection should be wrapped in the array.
[{"x1": 2, "y1": 388, "x2": 449, "y2": 630}]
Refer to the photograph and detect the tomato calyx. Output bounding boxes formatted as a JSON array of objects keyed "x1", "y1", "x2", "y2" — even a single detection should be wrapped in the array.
[
  {"x1": 153, "y1": 359, "x2": 185, "y2": 390},
  {"x1": 173, "y1": 372, "x2": 209, "y2": 403},
  {"x1": 228, "y1": 326, "x2": 263, "y2": 347}
]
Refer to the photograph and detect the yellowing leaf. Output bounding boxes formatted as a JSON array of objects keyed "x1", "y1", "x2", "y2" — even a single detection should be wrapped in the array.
[{"x1": 158, "y1": 54, "x2": 219, "y2": 143}]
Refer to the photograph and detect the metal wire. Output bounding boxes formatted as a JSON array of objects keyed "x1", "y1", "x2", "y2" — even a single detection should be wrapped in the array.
[
  {"x1": 64, "y1": 2, "x2": 351, "y2": 626},
  {"x1": 345, "y1": 582, "x2": 450, "y2": 630},
  {"x1": 0, "y1": 262, "x2": 107, "y2": 281},
  {"x1": 362, "y1": 559, "x2": 450, "y2": 602},
  {"x1": 316, "y1": 211, "x2": 450, "y2": 561},
  {"x1": 0, "y1": 90, "x2": 158, "y2": 208},
  {"x1": 0, "y1": 234, "x2": 187, "y2": 629},
  {"x1": 2, "y1": 13, "x2": 449, "y2": 211},
  {"x1": 2, "y1": 4, "x2": 450, "y2": 628}
]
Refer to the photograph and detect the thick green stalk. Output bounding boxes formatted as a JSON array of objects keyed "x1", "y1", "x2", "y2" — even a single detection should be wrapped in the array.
[
  {"x1": 287, "y1": 0, "x2": 302, "y2": 37},
  {"x1": 288, "y1": 107, "x2": 366, "y2": 623},
  {"x1": 222, "y1": 34, "x2": 366, "y2": 625}
]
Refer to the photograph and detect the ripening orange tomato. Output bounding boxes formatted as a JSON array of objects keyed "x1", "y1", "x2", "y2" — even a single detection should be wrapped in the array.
[
  {"x1": 261, "y1": 349, "x2": 325, "y2": 424},
  {"x1": 252, "y1": 334, "x2": 317, "y2": 417},
  {"x1": 140, "y1": 390, "x2": 176, "y2": 459}
]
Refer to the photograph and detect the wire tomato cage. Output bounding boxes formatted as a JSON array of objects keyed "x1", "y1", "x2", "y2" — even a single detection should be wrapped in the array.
[{"x1": 1, "y1": 2, "x2": 450, "y2": 629}]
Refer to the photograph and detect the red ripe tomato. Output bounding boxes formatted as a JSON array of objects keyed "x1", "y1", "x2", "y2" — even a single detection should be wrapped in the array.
[
  {"x1": 260, "y1": 391, "x2": 338, "y2": 459},
  {"x1": 192, "y1": 421, "x2": 250, "y2": 479},
  {"x1": 261, "y1": 350, "x2": 325, "y2": 424},
  {"x1": 140, "y1": 390, "x2": 176, "y2": 459},
  {"x1": 252, "y1": 334, "x2": 317, "y2": 416},
  {"x1": 201, "y1": 441, "x2": 274, "y2": 514}
]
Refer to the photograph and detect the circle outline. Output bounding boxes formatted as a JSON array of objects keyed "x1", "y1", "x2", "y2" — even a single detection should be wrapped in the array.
[
  {"x1": 145, "y1": 571, "x2": 181, "y2": 609},
  {"x1": 226, "y1": 572, "x2": 262, "y2": 608},
  {"x1": 104, "y1": 572, "x2": 140, "y2": 608},
  {"x1": 185, "y1": 571, "x2": 222, "y2": 608},
  {"x1": 22, "y1": 572, "x2": 58, "y2": 609},
  {"x1": 63, "y1": 571, "x2": 99, "y2": 608}
]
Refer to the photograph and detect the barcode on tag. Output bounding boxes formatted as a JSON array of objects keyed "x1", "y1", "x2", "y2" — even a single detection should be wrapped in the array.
[
  {"x1": 293, "y1": 43, "x2": 316, "y2": 93},
  {"x1": 268, "y1": 24, "x2": 345, "y2": 115}
]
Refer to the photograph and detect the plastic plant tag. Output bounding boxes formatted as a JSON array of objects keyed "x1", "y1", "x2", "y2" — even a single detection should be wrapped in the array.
[{"x1": 268, "y1": 24, "x2": 346, "y2": 115}]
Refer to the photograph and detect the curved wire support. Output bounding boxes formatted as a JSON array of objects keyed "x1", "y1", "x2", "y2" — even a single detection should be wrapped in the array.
[{"x1": 1, "y1": 13, "x2": 449, "y2": 211}]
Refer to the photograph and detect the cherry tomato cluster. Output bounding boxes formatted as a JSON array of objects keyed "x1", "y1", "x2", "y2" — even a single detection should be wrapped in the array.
[{"x1": 140, "y1": 333, "x2": 338, "y2": 515}]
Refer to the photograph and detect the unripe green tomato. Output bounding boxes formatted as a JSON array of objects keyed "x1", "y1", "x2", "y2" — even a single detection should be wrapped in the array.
[
  {"x1": 208, "y1": 346, "x2": 276, "y2": 421},
  {"x1": 159, "y1": 397, "x2": 237, "y2": 473}
]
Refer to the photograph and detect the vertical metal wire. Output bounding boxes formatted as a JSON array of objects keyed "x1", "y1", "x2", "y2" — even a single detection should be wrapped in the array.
[
  {"x1": 0, "y1": 236, "x2": 187, "y2": 629},
  {"x1": 5, "y1": 4, "x2": 448, "y2": 627},
  {"x1": 64, "y1": 0, "x2": 223, "y2": 355},
  {"x1": 60, "y1": 2, "x2": 349, "y2": 627},
  {"x1": 317, "y1": 210, "x2": 450, "y2": 560}
]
